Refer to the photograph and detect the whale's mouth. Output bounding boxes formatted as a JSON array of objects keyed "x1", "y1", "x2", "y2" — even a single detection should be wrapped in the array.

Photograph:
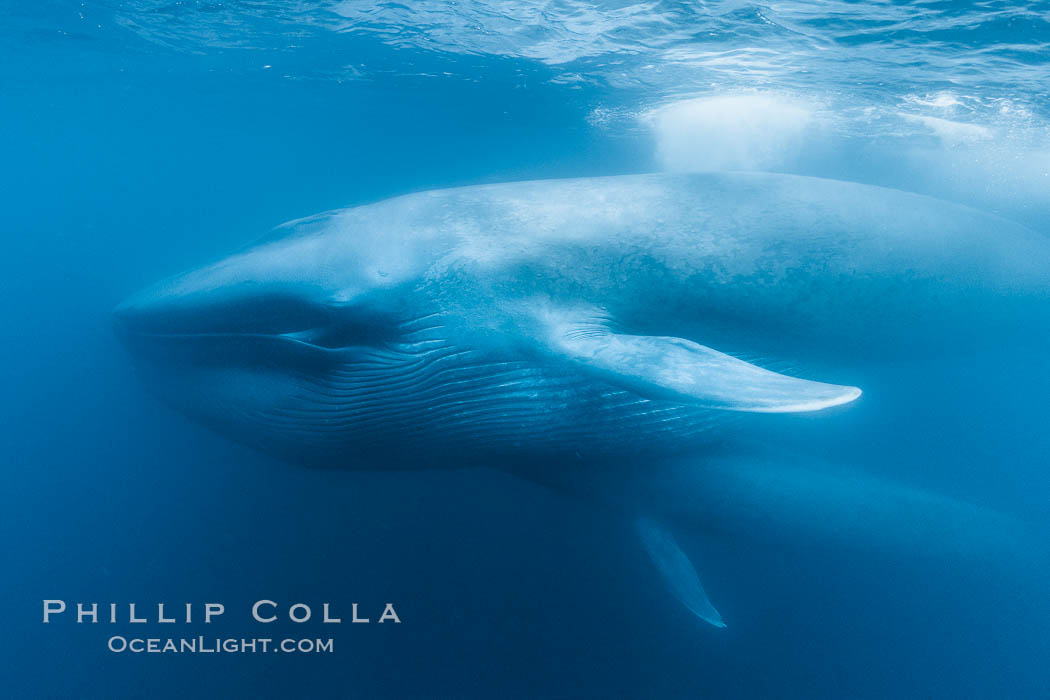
[
  {"x1": 114, "y1": 290, "x2": 332, "y2": 337},
  {"x1": 113, "y1": 290, "x2": 394, "y2": 368},
  {"x1": 113, "y1": 326, "x2": 352, "y2": 369}
]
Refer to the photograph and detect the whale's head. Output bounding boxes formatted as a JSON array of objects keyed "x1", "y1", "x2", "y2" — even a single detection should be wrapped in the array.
[
  {"x1": 116, "y1": 220, "x2": 396, "y2": 353},
  {"x1": 112, "y1": 208, "x2": 468, "y2": 467}
]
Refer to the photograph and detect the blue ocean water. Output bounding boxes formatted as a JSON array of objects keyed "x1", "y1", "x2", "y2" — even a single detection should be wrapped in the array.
[{"x1": 3, "y1": 2, "x2": 1049, "y2": 698}]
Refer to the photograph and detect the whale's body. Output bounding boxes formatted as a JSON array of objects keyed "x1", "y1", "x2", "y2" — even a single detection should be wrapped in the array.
[{"x1": 115, "y1": 173, "x2": 1050, "y2": 626}]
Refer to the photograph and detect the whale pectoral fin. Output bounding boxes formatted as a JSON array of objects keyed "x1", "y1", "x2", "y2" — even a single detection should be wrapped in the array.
[
  {"x1": 636, "y1": 517, "x2": 726, "y2": 628},
  {"x1": 549, "y1": 324, "x2": 860, "y2": 412}
]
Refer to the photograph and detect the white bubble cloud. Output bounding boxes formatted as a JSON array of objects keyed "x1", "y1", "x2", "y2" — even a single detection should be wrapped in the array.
[{"x1": 647, "y1": 94, "x2": 813, "y2": 173}]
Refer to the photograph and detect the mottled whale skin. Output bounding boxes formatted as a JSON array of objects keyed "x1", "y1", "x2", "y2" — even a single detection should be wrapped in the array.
[
  {"x1": 115, "y1": 172, "x2": 1050, "y2": 626},
  {"x1": 114, "y1": 172, "x2": 1049, "y2": 463}
]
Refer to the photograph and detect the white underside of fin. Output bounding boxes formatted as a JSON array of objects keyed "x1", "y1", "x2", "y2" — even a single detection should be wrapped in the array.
[
  {"x1": 542, "y1": 310, "x2": 861, "y2": 413},
  {"x1": 635, "y1": 516, "x2": 726, "y2": 628}
]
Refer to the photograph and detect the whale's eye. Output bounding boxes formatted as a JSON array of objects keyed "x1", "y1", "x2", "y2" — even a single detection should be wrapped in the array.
[
  {"x1": 222, "y1": 295, "x2": 339, "y2": 336},
  {"x1": 282, "y1": 304, "x2": 399, "y2": 350}
]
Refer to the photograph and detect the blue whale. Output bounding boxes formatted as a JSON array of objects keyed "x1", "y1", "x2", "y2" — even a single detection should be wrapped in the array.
[{"x1": 115, "y1": 173, "x2": 1050, "y2": 627}]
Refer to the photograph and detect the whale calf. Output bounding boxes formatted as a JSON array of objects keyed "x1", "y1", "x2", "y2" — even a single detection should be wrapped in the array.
[{"x1": 114, "y1": 172, "x2": 1050, "y2": 626}]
